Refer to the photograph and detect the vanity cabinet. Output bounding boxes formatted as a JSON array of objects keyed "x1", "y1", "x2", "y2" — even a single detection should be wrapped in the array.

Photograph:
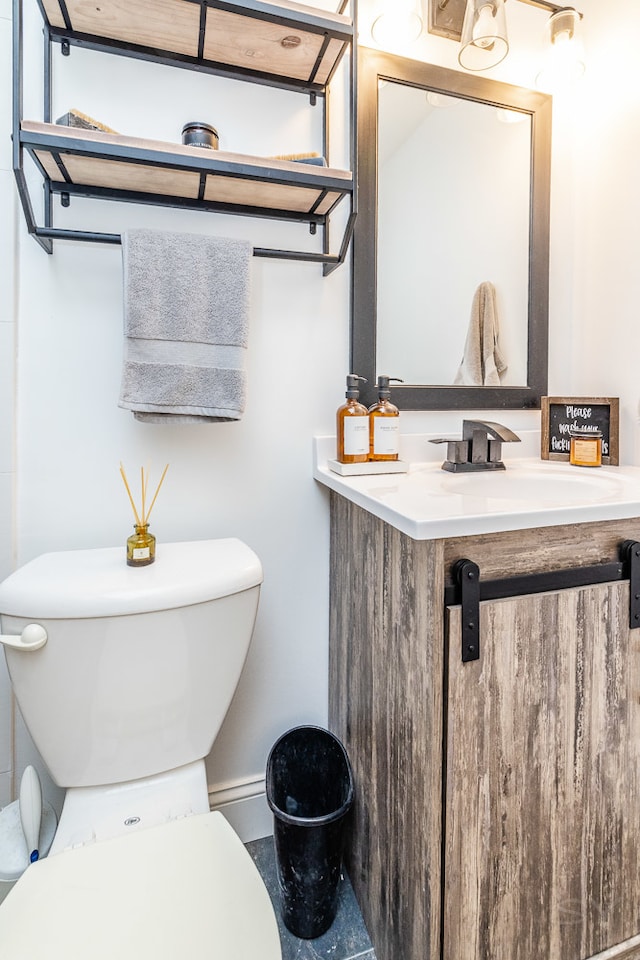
[{"x1": 329, "y1": 492, "x2": 640, "y2": 960}]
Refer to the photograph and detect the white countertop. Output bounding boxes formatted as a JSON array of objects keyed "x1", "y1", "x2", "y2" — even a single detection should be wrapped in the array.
[{"x1": 313, "y1": 434, "x2": 640, "y2": 540}]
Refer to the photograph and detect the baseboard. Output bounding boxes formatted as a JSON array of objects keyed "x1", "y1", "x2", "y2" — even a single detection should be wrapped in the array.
[{"x1": 208, "y1": 774, "x2": 273, "y2": 843}]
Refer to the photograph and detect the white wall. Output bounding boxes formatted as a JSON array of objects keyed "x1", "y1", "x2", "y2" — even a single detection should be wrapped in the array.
[
  {"x1": 4, "y1": 0, "x2": 640, "y2": 839},
  {"x1": 570, "y1": 0, "x2": 640, "y2": 460},
  {"x1": 0, "y1": 0, "x2": 17, "y2": 809},
  {"x1": 5, "y1": 0, "x2": 352, "y2": 837}
]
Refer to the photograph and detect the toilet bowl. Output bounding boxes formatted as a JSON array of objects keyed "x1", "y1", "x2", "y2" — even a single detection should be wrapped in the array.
[{"x1": 0, "y1": 539, "x2": 282, "y2": 958}]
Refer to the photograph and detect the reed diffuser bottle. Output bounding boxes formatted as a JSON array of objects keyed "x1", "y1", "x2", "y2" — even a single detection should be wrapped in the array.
[
  {"x1": 127, "y1": 523, "x2": 156, "y2": 567},
  {"x1": 119, "y1": 463, "x2": 169, "y2": 567}
]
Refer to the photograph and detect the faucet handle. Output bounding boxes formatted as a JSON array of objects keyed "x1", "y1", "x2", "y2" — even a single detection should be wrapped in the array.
[{"x1": 430, "y1": 437, "x2": 469, "y2": 464}]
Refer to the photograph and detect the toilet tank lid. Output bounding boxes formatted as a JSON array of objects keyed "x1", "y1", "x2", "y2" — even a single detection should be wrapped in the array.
[{"x1": 0, "y1": 539, "x2": 263, "y2": 619}]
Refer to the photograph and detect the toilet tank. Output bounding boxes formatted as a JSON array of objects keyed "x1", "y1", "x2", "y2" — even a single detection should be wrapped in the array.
[{"x1": 0, "y1": 540, "x2": 262, "y2": 788}]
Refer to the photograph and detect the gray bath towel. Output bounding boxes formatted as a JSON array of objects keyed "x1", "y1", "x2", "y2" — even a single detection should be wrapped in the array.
[
  {"x1": 454, "y1": 281, "x2": 507, "y2": 387},
  {"x1": 118, "y1": 229, "x2": 252, "y2": 423}
]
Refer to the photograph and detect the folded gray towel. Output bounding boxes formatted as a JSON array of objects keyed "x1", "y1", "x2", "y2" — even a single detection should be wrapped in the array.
[{"x1": 118, "y1": 229, "x2": 252, "y2": 423}]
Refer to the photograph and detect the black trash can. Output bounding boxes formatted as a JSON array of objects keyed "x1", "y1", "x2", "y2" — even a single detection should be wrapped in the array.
[{"x1": 266, "y1": 725, "x2": 354, "y2": 939}]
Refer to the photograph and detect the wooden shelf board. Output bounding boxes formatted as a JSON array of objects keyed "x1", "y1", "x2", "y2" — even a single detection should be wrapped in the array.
[
  {"x1": 40, "y1": 0, "x2": 352, "y2": 86},
  {"x1": 22, "y1": 121, "x2": 351, "y2": 215}
]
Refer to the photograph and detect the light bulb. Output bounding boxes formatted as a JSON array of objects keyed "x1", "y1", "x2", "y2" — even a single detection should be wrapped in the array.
[
  {"x1": 536, "y1": 8, "x2": 585, "y2": 90},
  {"x1": 473, "y1": 3, "x2": 498, "y2": 49},
  {"x1": 495, "y1": 107, "x2": 529, "y2": 124},
  {"x1": 426, "y1": 91, "x2": 464, "y2": 109},
  {"x1": 371, "y1": 9, "x2": 422, "y2": 47}
]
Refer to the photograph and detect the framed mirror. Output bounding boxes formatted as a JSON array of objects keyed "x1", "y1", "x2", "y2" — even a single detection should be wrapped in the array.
[{"x1": 352, "y1": 46, "x2": 552, "y2": 410}]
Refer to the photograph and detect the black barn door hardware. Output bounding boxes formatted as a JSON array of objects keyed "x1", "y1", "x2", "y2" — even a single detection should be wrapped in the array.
[
  {"x1": 452, "y1": 559, "x2": 480, "y2": 664},
  {"x1": 446, "y1": 539, "x2": 640, "y2": 663}
]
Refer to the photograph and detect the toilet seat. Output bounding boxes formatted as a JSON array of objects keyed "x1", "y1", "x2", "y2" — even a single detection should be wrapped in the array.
[{"x1": 0, "y1": 812, "x2": 282, "y2": 959}]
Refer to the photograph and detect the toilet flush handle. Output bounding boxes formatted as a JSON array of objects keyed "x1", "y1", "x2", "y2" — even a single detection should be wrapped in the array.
[{"x1": 0, "y1": 623, "x2": 48, "y2": 651}]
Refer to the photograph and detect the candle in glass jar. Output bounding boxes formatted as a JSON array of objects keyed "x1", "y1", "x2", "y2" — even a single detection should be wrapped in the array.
[{"x1": 569, "y1": 427, "x2": 602, "y2": 467}]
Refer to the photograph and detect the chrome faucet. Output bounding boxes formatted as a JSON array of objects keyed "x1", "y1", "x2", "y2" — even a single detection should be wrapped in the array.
[{"x1": 430, "y1": 419, "x2": 520, "y2": 472}]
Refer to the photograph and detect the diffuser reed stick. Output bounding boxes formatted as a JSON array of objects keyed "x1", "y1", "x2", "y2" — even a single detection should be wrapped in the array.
[
  {"x1": 120, "y1": 462, "x2": 169, "y2": 566},
  {"x1": 144, "y1": 463, "x2": 170, "y2": 524},
  {"x1": 119, "y1": 462, "x2": 169, "y2": 526},
  {"x1": 119, "y1": 462, "x2": 141, "y2": 525},
  {"x1": 141, "y1": 466, "x2": 146, "y2": 531}
]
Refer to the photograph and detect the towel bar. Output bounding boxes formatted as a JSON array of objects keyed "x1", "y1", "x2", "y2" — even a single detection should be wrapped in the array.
[{"x1": 32, "y1": 221, "x2": 355, "y2": 275}]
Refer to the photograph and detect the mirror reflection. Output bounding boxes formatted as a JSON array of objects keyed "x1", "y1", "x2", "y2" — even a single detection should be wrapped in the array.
[
  {"x1": 377, "y1": 81, "x2": 531, "y2": 386},
  {"x1": 352, "y1": 47, "x2": 552, "y2": 410}
]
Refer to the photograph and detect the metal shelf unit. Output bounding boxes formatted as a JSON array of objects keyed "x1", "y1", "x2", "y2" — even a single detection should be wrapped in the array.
[{"x1": 13, "y1": 0, "x2": 357, "y2": 274}]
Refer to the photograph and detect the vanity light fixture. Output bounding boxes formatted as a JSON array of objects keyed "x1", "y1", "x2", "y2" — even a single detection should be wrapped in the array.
[{"x1": 427, "y1": 0, "x2": 584, "y2": 76}]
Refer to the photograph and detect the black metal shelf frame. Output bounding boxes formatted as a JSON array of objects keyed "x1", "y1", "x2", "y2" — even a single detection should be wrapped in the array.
[{"x1": 12, "y1": 0, "x2": 357, "y2": 274}]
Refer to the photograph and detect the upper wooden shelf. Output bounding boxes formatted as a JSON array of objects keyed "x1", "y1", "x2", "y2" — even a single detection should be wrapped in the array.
[{"x1": 39, "y1": 0, "x2": 353, "y2": 93}]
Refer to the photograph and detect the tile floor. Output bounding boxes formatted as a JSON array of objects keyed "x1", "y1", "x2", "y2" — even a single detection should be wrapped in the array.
[{"x1": 246, "y1": 835, "x2": 376, "y2": 960}]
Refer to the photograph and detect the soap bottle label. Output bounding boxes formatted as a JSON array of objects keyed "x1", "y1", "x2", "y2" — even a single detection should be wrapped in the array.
[
  {"x1": 343, "y1": 417, "x2": 369, "y2": 456},
  {"x1": 373, "y1": 418, "x2": 399, "y2": 456}
]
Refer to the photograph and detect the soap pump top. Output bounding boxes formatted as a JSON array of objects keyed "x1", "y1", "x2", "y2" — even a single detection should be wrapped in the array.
[
  {"x1": 336, "y1": 374, "x2": 369, "y2": 464},
  {"x1": 373, "y1": 375, "x2": 403, "y2": 402},
  {"x1": 369, "y1": 375, "x2": 403, "y2": 462},
  {"x1": 345, "y1": 373, "x2": 366, "y2": 399}
]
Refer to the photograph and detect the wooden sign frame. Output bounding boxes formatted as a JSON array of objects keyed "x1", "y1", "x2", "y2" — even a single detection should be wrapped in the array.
[{"x1": 541, "y1": 396, "x2": 619, "y2": 465}]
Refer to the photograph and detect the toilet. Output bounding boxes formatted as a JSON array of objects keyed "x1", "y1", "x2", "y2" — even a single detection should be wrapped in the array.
[{"x1": 0, "y1": 539, "x2": 282, "y2": 959}]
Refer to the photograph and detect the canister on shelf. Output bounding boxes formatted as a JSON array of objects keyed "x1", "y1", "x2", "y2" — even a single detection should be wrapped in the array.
[{"x1": 181, "y1": 121, "x2": 219, "y2": 150}]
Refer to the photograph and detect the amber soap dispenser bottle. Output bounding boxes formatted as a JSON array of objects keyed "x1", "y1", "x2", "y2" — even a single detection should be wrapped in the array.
[
  {"x1": 369, "y1": 375, "x2": 403, "y2": 461},
  {"x1": 337, "y1": 374, "x2": 369, "y2": 463}
]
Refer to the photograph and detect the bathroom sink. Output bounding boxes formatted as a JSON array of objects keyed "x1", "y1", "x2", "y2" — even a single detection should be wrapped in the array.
[
  {"x1": 431, "y1": 462, "x2": 620, "y2": 504},
  {"x1": 313, "y1": 437, "x2": 640, "y2": 540},
  {"x1": 362, "y1": 460, "x2": 627, "y2": 523}
]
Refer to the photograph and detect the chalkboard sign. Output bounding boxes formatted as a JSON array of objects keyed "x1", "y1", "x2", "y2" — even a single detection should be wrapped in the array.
[{"x1": 541, "y1": 396, "x2": 619, "y2": 465}]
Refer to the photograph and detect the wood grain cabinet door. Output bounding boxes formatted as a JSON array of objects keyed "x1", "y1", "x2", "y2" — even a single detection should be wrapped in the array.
[{"x1": 444, "y1": 581, "x2": 640, "y2": 960}]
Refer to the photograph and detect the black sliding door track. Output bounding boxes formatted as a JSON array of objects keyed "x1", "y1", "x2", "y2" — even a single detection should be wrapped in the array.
[{"x1": 446, "y1": 539, "x2": 640, "y2": 663}]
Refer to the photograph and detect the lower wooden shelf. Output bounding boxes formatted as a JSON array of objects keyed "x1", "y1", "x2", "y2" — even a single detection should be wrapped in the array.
[{"x1": 21, "y1": 121, "x2": 351, "y2": 218}]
